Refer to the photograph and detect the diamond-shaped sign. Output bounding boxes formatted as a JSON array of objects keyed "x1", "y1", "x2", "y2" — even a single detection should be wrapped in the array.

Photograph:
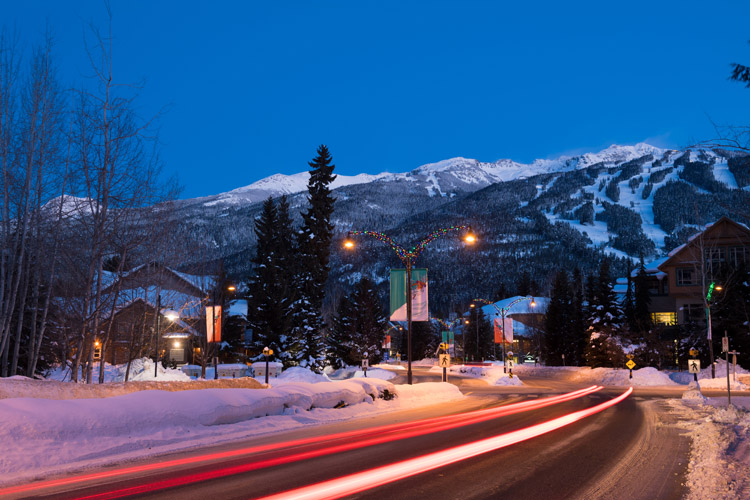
[{"x1": 626, "y1": 359, "x2": 636, "y2": 370}]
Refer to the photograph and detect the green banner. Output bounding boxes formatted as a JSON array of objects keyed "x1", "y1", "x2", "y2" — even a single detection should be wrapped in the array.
[{"x1": 390, "y1": 268, "x2": 428, "y2": 321}]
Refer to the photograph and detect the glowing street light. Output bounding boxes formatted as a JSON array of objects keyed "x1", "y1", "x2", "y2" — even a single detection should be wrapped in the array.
[{"x1": 345, "y1": 225, "x2": 476, "y2": 384}]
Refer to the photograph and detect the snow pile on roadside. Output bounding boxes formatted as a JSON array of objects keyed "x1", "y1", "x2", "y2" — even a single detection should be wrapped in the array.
[
  {"x1": 0, "y1": 375, "x2": 263, "y2": 400},
  {"x1": 670, "y1": 359, "x2": 749, "y2": 388},
  {"x1": 46, "y1": 358, "x2": 191, "y2": 383},
  {"x1": 353, "y1": 368, "x2": 397, "y2": 380},
  {"x1": 276, "y1": 366, "x2": 331, "y2": 384},
  {"x1": 667, "y1": 398, "x2": 750, "y2": 499},
  {"x1": 373, "y1": 363, "x2": 405, "y2": 370},
  {"x1": 391, "y1": 382, "x2": 464, "y2": 405},
  {"x1": 514, "y1": 365, "x2": 679, "y2": 386},
  {"x1": 682, "y1": 381, "x2": 708, "y2": 402},
  {"x1": 429, "y1": 364, "x2": 524, "y2": 386},
  {"x1": 0, "y1": 377, "x2": 465, "y2": 485}
]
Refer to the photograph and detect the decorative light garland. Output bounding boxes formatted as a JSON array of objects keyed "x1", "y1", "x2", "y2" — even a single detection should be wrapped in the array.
[
  {"x1": 473, "y1": 295, "x2": 536, "y2": 315},
  {"x1": 348, "y1": 225, "x2": 471, "y2": 264}
]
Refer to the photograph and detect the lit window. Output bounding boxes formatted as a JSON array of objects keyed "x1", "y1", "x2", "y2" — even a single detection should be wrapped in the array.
[{"x1": 651, "y1": 312, "x2": 676, "y2": 325}]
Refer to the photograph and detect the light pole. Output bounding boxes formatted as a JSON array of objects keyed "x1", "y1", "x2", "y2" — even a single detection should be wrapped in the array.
[
  {"x1": 705, "y1": 282, "x2": 722, "y2": 379},
  {"x1": 469, "y1": 303, "x2": 480, "y2": 361},
  {"x1": 474, "y1": 296, "x2": 536, "y2": 373},
  {"x1": 153, "y1": 294, "x2": 179, "y2": 378},
  {"x1": 344, "y1": 226, "x2": 476, "y2": 384},
  {"x1": 211, "y1": 283, "x2": 236, "y2": 380}
]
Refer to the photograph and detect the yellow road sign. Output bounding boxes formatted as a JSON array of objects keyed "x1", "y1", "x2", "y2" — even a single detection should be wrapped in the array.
[
  {"x1": 626, "y1": 359, "x2": 636, "y2": 370},
  {"x1": 439, "y1": 354, "x2": 451, "y2": 368}
]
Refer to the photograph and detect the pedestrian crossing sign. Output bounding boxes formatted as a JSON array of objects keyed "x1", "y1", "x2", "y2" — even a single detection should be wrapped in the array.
[
  {"x1": 439, "y1": 354, "x2": 450, "y2": 367},
  {"x1": 688, "y1": 359, "x2": 700, "y2": 374}
]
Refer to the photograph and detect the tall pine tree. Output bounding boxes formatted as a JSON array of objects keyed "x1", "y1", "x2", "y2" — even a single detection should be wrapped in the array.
[
  {"x1": 585, "y1": 259, "x2": 624, "y2": 367},
  {"x1": 292, "y1": 145, "x2": 337, "y2": 372}
]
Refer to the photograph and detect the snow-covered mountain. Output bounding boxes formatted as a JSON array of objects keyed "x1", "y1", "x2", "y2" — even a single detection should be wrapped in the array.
[
  {"x1": 190, "y1": 143, "x2": 667, "y2": 207},
  {"x1": 166, "y1": 142, "x2": 749, "y2": 311}
]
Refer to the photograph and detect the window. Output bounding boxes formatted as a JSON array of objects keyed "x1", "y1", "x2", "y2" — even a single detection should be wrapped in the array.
[
  {"x1": 169, "y1": 348, "x2": 185, "y2": 363},
  {"x1": 676, "y1": 268, "x2": 698, "y2": 286},
  {"x1": 703, "y1": 247, "x2": 726, "y2": 272},
  {"x1": 651, "y1": 312, "x2": 676, "y2": 325},
  {"x1": 682, "y1": 304, "x2": 704, "y2": 323},
  {"x1": 729, "y1": 246, "x2": 749, "y2": 267}
]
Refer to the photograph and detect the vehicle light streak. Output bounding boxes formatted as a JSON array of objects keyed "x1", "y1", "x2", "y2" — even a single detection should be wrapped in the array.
[
  {"x1": 0, "y1": 386, "x2": 601, "y2": 498},
  {"x1": 258, "y1": 387, "x2": 633, "y2": 500}
]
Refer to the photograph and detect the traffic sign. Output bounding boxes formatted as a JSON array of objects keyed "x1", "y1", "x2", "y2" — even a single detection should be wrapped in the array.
[
  {"x1": 439, "y1": 354, "x2": 451, "y2": 368},
  {"x1": 722, "y1": 337, "x2": 729, "y2": 353},
  {"x1": 626, "y1": 359, "x2": 636, "y2": 370},
  {"x1": 506, "y1": 359, "x2": 514, "y2": 370},
  {"x1": 689, "y1": 348, "x2": 699, "y2": 357},
  {"x1": 688, "y1": 359, "x2": 701, "y2": 374},
  {"x1": 361, "y1": 359, "x2": 369, "y2": 369},
  {"x1": 626, "y1": 354, "x2": 634, "y2": 360}
]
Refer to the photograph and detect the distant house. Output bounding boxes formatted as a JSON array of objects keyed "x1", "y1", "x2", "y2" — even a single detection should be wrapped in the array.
[
  {"x1": 618, "y1": 217, "x2": 750, "y2": 326},
  {"x1": 99, "y1": 262, "x2": 215, "y2": 366}
]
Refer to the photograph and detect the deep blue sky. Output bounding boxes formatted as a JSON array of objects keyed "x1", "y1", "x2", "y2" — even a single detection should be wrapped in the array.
[{"x1": 5, "y1": 1, "x2": 750, "y2": 198}]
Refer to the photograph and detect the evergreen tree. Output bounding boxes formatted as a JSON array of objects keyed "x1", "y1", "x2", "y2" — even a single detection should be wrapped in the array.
[
  {"x1": 327, "y1": 295, "x2": 355, "y2": 369},
  {"x1": 543, "y1": 270, "x2": 572, "y2": 365},
  {"x1": 632, "y1": 256, "x2": 652, "y2": 338},
  {"x1": 273, "y1": 196, "x2": 298, "y2": 363},
  {"x1": 349, "y1": 277, "x2": 387, "y2": 364},
  {"x1": 516, "y1": 271, "x2": 533, "y2": 296},
  {"x1": 585, "y1": 259, "x2": 624, "y2": 367},
  {"x1": 247, "y1": 198, "x2": 280, "y2": 352},
  {"x1": 291, "y1": 145, "x2": 337, "y2": 372},
  {"x1": 247, "y1": 196, "x2": 298, "y2": 366},
  {"x1": 570, "y1": 267, "x2": 587, "y2": 365}
]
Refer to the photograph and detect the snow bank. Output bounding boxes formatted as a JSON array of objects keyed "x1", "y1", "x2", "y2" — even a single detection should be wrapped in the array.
[
  {"x1": 667, "y1": 397, "x2": 750, "y2": 499},
  {"x1": 276, "y1": 366, "x2": 331, "y2": 384},
  {"x1": 0, "y1": 375, "x2": 263, "y2": 400},
  {"x1": 46, "y1": 358, "x2": 191, "y2": 383},
  {"x1": 513, "y1": 365, "x2": 679, "y2": 386},
  {"x1": 353, "y1": 368, "x2": 397, "y2": 380},
  {"x1": 430, "y1": 364, "x2": 524, "y2": 386}
]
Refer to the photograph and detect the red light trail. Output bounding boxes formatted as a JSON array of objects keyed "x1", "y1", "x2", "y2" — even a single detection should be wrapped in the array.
[
  {"x1": 0, "y1": 386, "x2": 603, "y2": 499},
  {"x1": 258, "y1": 387, "x2": 633, "y2": 500}
]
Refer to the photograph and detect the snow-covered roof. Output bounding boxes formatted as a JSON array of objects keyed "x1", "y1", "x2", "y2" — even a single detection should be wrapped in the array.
[{"x1": 471, "y1": 296, "x2": 549, "y2": 318}]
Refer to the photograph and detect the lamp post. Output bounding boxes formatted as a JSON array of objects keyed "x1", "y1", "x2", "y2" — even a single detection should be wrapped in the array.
[
  {"x1": 473, "y1": 296, "x2": 536, "y2": 373},
  {"x1": 211, "y1": 283, "x2": 236, "y2": 380},
  {"x1": 344, "y1": 226, "x2": 476, "y2": 384},
  {"x1": 154, "y1": 294, "x2": 179, "y2": 378},
  {"x1": 469, "y1": 303, "x2": 480, "y2": 361},
  {"x1": 705, "y1": 282, "x2": 722, "y2": 379}
]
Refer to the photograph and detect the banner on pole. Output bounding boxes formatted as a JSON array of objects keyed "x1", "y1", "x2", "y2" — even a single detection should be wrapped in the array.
[
  {"x1": 494, "y1": 317, "x2": 513, "y2": 344},
  {"x1": 206, "y1": 305, "x2": 222, "y2": 342},
  {"x1": 390, "y1": 268, "x2": 428, "y2": 321}
]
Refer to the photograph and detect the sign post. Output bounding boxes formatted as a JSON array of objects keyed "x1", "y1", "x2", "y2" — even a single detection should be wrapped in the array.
[
  {"x1": 507, "y1": 351, "x2": 514, "y2": 378},
  {"x1": 262, "y1": 346, "x2": 273, "y2": 385},
  {"x1": 689, "y1": 348, "x2": 700, "y2": 382},
  {"x1": 724, "y1": 332, "x2": 731, "y2": 406},
  {"x1": 439, "y1": 343, "x2": 450, "y2": 382},
  {"x1": 362, "y1": 352, "x2": 369, "y2": 377},
  {"x1": 625, "y1": 354, "x2": 636, "y2": 379}
]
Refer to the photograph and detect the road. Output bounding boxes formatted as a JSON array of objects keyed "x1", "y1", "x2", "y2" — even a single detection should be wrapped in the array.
[{"x1": 11, "y1": 367, "x2": 692, "y2": 500}]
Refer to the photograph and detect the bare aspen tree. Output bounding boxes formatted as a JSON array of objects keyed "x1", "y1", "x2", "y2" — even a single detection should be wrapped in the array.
[{"x1": 63, "y1": 8, "x2": 176, "y2": 383}]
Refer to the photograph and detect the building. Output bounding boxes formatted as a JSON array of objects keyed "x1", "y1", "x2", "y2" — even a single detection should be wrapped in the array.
[
  {"x1": 98, "y1": 262, "x2": 215, "y2": 366},
  {"x1": 619, "y1": 217, "x2": 750, "y2": 326}
]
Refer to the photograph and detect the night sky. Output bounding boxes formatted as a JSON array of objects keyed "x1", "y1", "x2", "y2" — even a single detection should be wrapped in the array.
[{"x1": 5, "y1": 0, "x2": 750, "y2": 198}]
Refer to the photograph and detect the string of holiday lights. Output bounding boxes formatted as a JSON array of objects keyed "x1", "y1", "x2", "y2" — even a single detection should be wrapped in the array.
[
  {"x1": 432, "y1": 317, "x2": 463, "y2": 330},
  {"x1": 347, "y1": 225, "x2": 471, "y2": 263},
  {"x1": 473, "y1": 296, "x2": 536, "y2": 315}
]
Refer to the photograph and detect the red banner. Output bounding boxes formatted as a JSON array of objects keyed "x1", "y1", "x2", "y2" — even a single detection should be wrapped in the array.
[
  {"x1": 206, "y1": 305, "x2": 222, "y2": 342},
  {"x1": 493, "y1": 317, "x2": 513, "y2": 344}
]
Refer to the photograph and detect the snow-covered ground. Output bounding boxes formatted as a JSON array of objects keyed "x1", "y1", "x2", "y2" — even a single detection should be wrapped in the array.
[
  {"x1": 0, "y1": 364, "x2": 462, "y2": 487},
  {"x1": 3, "y1": 359, "x2": 749, "y2": 497}
]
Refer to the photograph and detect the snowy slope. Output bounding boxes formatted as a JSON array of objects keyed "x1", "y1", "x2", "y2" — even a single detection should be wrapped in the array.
[{"x1": 195, "y1": 142, "x2": 667, "y2": 207}]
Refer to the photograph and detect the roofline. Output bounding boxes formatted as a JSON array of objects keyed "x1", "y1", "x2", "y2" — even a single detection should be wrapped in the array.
[{"x1": 658, "y1": 216, "x2": 750, "y2": 270}]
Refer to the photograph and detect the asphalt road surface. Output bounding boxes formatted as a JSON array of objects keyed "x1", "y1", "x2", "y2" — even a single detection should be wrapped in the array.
[{"x1": 13, "y1": 367, "x2": 695, "y2": 500}]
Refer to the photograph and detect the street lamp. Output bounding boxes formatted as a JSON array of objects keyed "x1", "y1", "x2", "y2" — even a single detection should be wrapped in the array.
[
  {"x1": 706, "y1": 281, "x2": 722, "y2": 378},
  {"x1": 344, "y1": 225, "x2": 476, "y2": 384},
  {"x1": 469, "y1": 303, "x2": 480, "y2": 361},
  {"x1": 154, "y1": 294, "x2": 179, "y2": 378},
  {"x1": 474, "y1": 296, "x2": 536, "y2": 373},
  {"x1": 211, "y1": 283, "x2": 236, "y2": 380}
]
